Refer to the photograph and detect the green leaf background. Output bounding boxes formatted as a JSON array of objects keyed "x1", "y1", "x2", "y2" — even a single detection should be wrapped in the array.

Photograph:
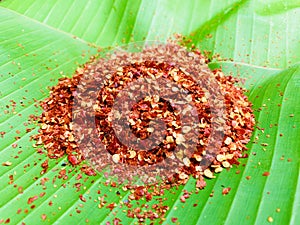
[{"x1": 0, "y1": 0, "x2": 299, "y2": 224}]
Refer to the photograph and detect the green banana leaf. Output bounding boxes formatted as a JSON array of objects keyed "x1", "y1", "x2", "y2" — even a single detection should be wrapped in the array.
[{"x1": 0, "y1": 0, "x2": 299, "y2": 224}]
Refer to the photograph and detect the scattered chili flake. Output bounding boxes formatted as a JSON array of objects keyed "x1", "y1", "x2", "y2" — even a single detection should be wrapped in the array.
[
  {"x1": 40, "y1": 214, "x2": 47, "y2": 221},
  {"x1": 8, "y1": 175, "x2": 14, "y2": 184},
  {"x1": 81, "y1": 166, "x2": 97, "y2": 176},
  {"x1": 79, "y1": 194, "x2": 86, "y2": 202},
  {"x1": 18, "y1": 186, "x2": 23, "y2": 193},
  {"x1": 113, "y1": 218, "x2": 121, "y2": 225},
  {"x1": 222, "y1": 187, "x2": 231, "y2": 195},
  {"x1": 76, "y1": 209, "x2": 81, "y2": 214},
  {"x1": 12, "y1": 143, "x2": 18, "y2": 148},
  {"x1": 26, "y1": 128, "x2": 33, "y2": 133},
  {"x1": 68, "y1": 155, "x2": 80, "y2": 165},
  {"x1": 262, "y1": 172, "x2": 270, "y2": 176},
  {"x1": 180, "y1": 195, "x2": 186, "y2": 203},
  {"x1": 0, "y1": 131, "x2": 6, "y2": 138},
  {"x1": 171, "y1": 217, "x2": 178, "y2": 223},
  {"x1": 106, "y1": 203, "x2": 117, "y2": 211},
  {"x1": 41, "y1": 159, "x2": 48, "y2": 169},
  {"x1": 76, "y1": 174, "x2": 82, "y2": 180},
  {"x1": 27, "y1": 196, "x2": 38, "y2": 204},
  {"x1": 2, "y1": 161, "x2": 12, "y2": 166},
  {"x1": 58, "y1": 169, "x2": 66, "y2": 179}
]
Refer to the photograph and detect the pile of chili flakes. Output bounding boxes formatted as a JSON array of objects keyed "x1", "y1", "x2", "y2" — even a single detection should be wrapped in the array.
[{"x1": 33, "y1": 41, "x2": 255, "y2": 223}]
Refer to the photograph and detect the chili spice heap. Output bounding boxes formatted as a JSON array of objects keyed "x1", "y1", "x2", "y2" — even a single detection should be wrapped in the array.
[{"x1": 33, "y1": 42, "x2": 255, "y2": 188}]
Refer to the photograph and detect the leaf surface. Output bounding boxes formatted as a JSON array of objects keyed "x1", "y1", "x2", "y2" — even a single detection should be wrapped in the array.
[{"x1": 0, "y1": 1, "x2": 299, "y2": 224}]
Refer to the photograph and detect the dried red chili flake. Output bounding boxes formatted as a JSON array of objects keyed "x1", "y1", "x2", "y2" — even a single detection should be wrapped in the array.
[
  {"x1": 58, "y1": 169, "x2": 66, "y2": 179},
  {"x1": 110, "y1": 181, "x2": 117, "y2": 187},
  {"x1": 0, "y1": 131, "x2": 6, "y2": 138},
  {"x1": 106, "y1": 203, "x2": 116, "y2": 211},
  {"x1": 68, "y1": 154, "x2": 80, "y2": 165},
  {"x1": 262, "y1": 172, "x2": 270, "y2": 176},
  {"x1": 74, "y1": 183, "x2": 82, "y2": 192},
  {"x1": 27, "y1": 196, "x2": 38, "y2": 204},
  {"x1": 145, "y1": 192, "x2": 153, "y2": 201},
  {"x1": 41, "y1": 159, "x2": 48, "y2": 169},
  {"x1": 11, "y1": 143, "x2": 18, "y2": 148},
  {"x1": 180, "y1": 195, "x2": 186, "y2": 203},
  {"x1": 18, "y1": 186, "x2": 23, "y2": 193},
  {"x1": 40, "y1": 169, "x2": 47, "y2": 175},
  {"x1": 8, "y1": 175, "x2": 14, "y2": 185},
  {"x1": 126, "y1": 209, "x2": 135, "y2": 218},
  {"x1": 222, "y1": 187, "x2": 231, "y2": 195},
  {"x1": 41, "y1": 214, "x2": 47, "y2": 221},
  {"x1": 113, "y1": 218, "x2": 121, "y2": 225},
  {"x1": 15, "y1": 136, "x2": 20, "y2": 140},
  {"x1": 16, "y1": 208, "x2": 22, "y2": 214},
  {"x1": 26, "y1": 128, "x2": 33, "y2": 133},
  {"x1": 40, "y1": 177, "x2": 49, "y2": 186},
  {"x1": 133, "y1": 186, "x2": 147, "y2": 200},
  {"x1": 2, "y1": 161, "x2": 12, "y2": 166},
  {"x1": 80, "y1": 165, "x2": 96, "y2": 176},
  {"x1": 196, "y1": 176, "x2": 206, "y2": 189},
  {"x1": 79, "y1": 194, "x2": 86, "y2": 202},
  {"x1": 171, "y1": 217, "x2": 178, "y2": 223},
  {"x1": 76, "y1": 174, "x2": 82, "y2": 180}
]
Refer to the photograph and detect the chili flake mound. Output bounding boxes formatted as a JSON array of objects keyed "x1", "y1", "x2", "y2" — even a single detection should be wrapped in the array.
[{"x1": 33, "y1": 42, "x2": 255, "y2": 187}]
